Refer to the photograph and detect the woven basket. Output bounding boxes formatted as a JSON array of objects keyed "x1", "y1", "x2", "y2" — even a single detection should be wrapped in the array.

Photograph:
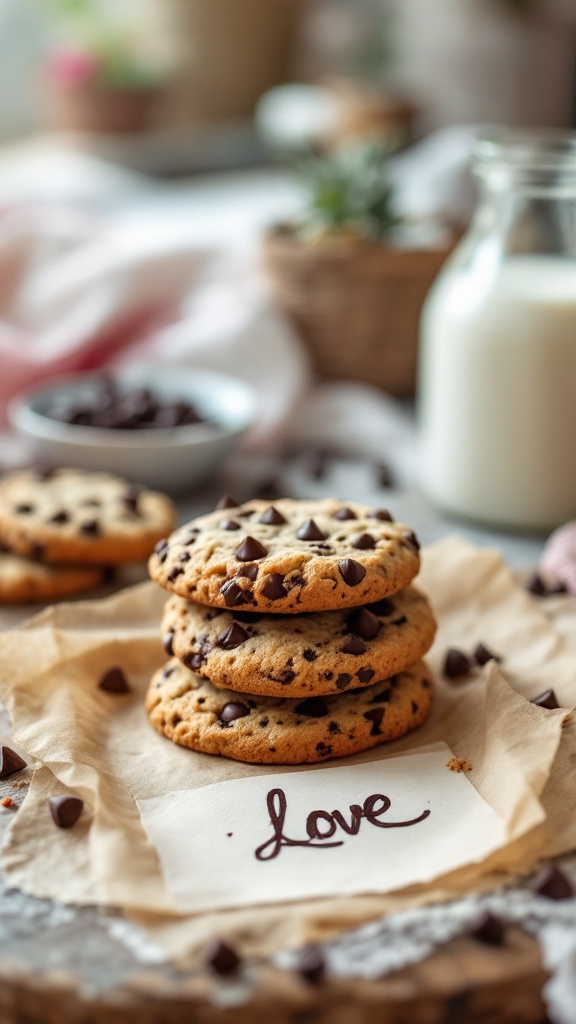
[{"x1": 262, "y1": 225, "x2": 453, "y2": 398}]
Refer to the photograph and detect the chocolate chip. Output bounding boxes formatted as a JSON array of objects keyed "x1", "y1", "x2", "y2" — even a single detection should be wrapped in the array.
[
  {"x1": 80, "y1": 519, "x2": 100, "y2": 536},
  {"x1": 468, "y1": 910, "x2": 505, "y2": 945},
  {"x1": 219, "y1": 518, "x2": 241, "y2": 531},
  {"x1": 49, "y1": 795, "x2": 84, "y2": 829},
  {"x1": 348, "y1": 608, "x2": 380, "y2": 640},
  {"x1": 335, "y1": 672, "x2": 353, "y2": 689},
  {"x1": 216, "y1": 495, "x2": 239, "y2": 510},
  {"x1": 295, "y1": 697, "x2": 329, "y2": 718},
  {"x1": 368, "y1": 598, "x2": 394, "y2": 617},
  {"x1": 219, "y1": 702, "x2": 250, "y2": 724},
  {"x1": 530, "y1": 688, "x2": 560, "y2": 710},
  {"x1": 235, "y1": 536, "x2": 268, "y2": 561},
  {"x1": 0, "y1": 746, "x2": 27, "y2": 779},
  {"x1": 217, "y1": 622, "x2": 249, "y2": 650},
  {"x1": 474, "y1": 642, "x2": 501, "y2": 666},
  {"x1": 259, "y1": 506, "x2": 286, "y2": 525},
  {"x1": 403, "y1": 529, "x2": 420, "y2": 551},
  {"x1": 262, "y1": 573, "x2": 287, "y2": 600},
  {"x1": 98, "y1": 666, "x2": 130, "y2": 693},
  {"x1": 220, "y1": 580, "x2": 245, "y2": 607},
  {"x1": 342, "y1": 636, "x2": 367, "y2": 656},
  {"x1": 15, "y1": 504, "x2": 33, "y2": 514},
  {"x1": 123, "y1": 485, "x2": 141, "y2": 514},
  {"x1": 368, "y1": 508, "x2": 393, "y2": 521},
  {"x1": 364, "y1": 707, "x2": 385, "y2": 735},
  {"x1": 167, "y1": 567, "x2": 184, "y2": 583},
  {"x1": 295, "y1": 944, "x2": 325, "y2": 985},
  {"x1": 303, "y1": 647, "x2": 318, "y2": 662},
  {"x1": 178, "y1": 550, "x2": 190, "y2": 563},
  {"x1": 296, "y1": 519, "x2": 327, "y2": 542},
  {"x1": 163, "y1": 632, "x2": 175, "y2": 656},
  {"x1": 333, "y1": 507, "x2": 357, "y2": 520},
  {"x1": 154, "y1": 538, "x2": 168, "y2": 556},
  {"x1": 184, "y1": 651, "x2": 206, "y2": 671},
  {"x1": 531, "y1": 863, "x2": 573, "y2": 900},
  {"x1": 351, "y1": 532, "x2": 376, "y2": 550},
  {"x1": 443, "y1": 648, "x2": 473, "y2": 678},
  {"x1": 357, "y1": 667, "x2": 375, "y2": 683},
  {"x1": 338, "y1": 558, "x2": 366, "y2": 587},
  {"x1": 411, "y1": 700, "x2": 419, "y2": 714},
  {"x1": 525, "y1": 572, "x2": 566, "y2": 597},
  {"x1": 204, "y1": 939, "x2": 241, "y2": 975},
  {"x1": 48, "y1": 510, "x2": 69, "y2": 524},
  {"x1": 238, "y1": 563, "x2": 258, "y2": 581}
]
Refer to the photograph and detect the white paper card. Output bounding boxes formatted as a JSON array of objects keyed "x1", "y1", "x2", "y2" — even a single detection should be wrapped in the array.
[{"x1": 137, "y1": 743, "x2": 507, "y2": 912}]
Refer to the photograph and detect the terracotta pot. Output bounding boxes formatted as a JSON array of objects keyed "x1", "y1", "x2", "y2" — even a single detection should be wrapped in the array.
[
  {"x1": 44, "y1": 80, "x2": 161, "y2": 135},
  {"x1": 262, "y1": 225, "x2": 453, "y2": 398}
]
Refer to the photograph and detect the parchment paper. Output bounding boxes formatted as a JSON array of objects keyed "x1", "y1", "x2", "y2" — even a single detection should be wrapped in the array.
[{"x1": 0, "y1": 537, "x2": 573, "y2": 959}]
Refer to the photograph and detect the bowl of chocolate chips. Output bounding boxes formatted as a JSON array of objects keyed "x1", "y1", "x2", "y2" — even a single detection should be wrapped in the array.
[{"x1": 9, "y1": 365, "x2": 257, "y2": 493}]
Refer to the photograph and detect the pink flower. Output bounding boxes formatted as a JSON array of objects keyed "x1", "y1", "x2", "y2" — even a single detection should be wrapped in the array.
[{"x1": 49, "y1": 48, "x2": 100, "y2": 87}]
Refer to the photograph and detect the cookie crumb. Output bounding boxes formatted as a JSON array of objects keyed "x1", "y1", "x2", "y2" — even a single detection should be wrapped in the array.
[
  {"x1": 446, "y1": 757, "x2": 472, "y2": 773},
  {"x1": 1, "y1": 796, "x2": 16, "y2": 808}
]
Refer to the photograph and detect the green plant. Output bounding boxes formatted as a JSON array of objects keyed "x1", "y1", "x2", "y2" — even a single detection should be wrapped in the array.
[{"x1": 297, "y1": 142, "x2": 400, "y2": 242}]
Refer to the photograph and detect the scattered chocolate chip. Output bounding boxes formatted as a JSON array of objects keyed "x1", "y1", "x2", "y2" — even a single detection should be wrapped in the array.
[
  {"x1": 184, "y1": 651, "x2": 206, "y2": 671},
  {"x1": 364, "y1": 707, "x2": 385, "y2": 735},
  {"x1": 219, "y1": 702, "x2": 250, "y2": 724},
  {"x1": 238, "y1": 563, "x2": 258, "y2": 581},
  {"x1": 335, "y1": 672, "x2": 353, "y2": 689},
  {"x1": 217, "y1": 623, "x2": 249, "y2": 650},
  {"x1": 444, "y1": 648, "x2": 473, "y2": 678},
  {"x1": 342, "y1": 636, "x2": 368, "y2": 656},
  {"x1": 295, "y1": 944, "x2": 326, "y2": 985},
  {"x1": 474, "y1": 642, "x2": 501, "y2": 666},
  {"x1": 303, "y1": 647, "x2": 318, "y2": 662},
  {"x1": 98, "y1": 666, "x2": 130, "y2": 693},
  {"x1": 531, "y1": 863, "x2": 573, "y2": 900},
  {"x1": 79, "y1": 519, "x2": 100, "y2": 536},
  {"x1": 296, "y1": 519, "x2": 327, "y2": 542},
  {"x1": 348, "y1": 608, "x2": 380, "y2": 640},
  {"x1": 154, "y1": 538, "x2": 168, "y2": 556},
  {"x1": 235, "y1": 536, "x2": 268, "y2": 561},
  {"x1": 49, "y1": 795, "x2": 84, "y2": 829},
  {"x1": 391, "y1": 615, "x2": 407, "y2": 627},
  {"x1": 368, "y1": 508, "x2": 393, "y2": 521},
  {"x1": 220, "y1": 580, "x2": 245, "y2": 607},
  {"x1": 259, "y1": 506, "x2": 286, "y2": 525},
  {"x1": 374, "y1": 460, "x2": 394, "y2": 489},
  {"x1": 123, "y1": 485, "x2": 141, "y2": 514},
  {"x1": 525, "y1": 572, "x2": 566, "y2": 597},
  {"x1": 368, "y1": 598, "x2": 394, "y2": 617},
  {"x1": 351, "y1": 532, "x2": 376, "y2": 550},
  {"x1": 403, "y1": 529, "x2": 420, "y2": 551},
  {"x1": 167, "y1": 567, "x2": 184, "y2": 583},
  {"x1": 178, "y1": 550, "x2": 190, "y2": 563},
  {"x1": 48, "y1": 510, "x2": 69, "y2": 525},
  {"x1": 338, "y1": 558, "x2": 366, "y2": 587},
  {"x1": 163, "y1": 632, "x2": 175, "y2": 656},
  {"x1": 468, "y1": 910, "x2": 505, "y2": 945},
  {"x1": 219, "y1": 518, "x2": 241, "y2": 531},
  {"x1": 295, "y1": 697, "x2": 329, "y2": 718},
  {"x1": 204, "y1": 938, "x2": 241, "y2": 975},
  {"x1": 333, "y1": 507, "x2": 357, "y2": 520},
  {"x1": 216, "y1": 495, "x2": 240, "y2": 510},
  {"x1": 530, "y1": 689, "x2": 560, "y2": 710},
  {"x1": 15, "y1": 504, "x2": 33, "y2": 514},
  {"x1": 357, "y1": 667, "x2": 375, "y2": 683},
  {"x1": 0, "y1": 745, "x2": 27, "y2": 780},
  {"x1": 262, "y1": 573, "x2": 287, "y2": 600}
]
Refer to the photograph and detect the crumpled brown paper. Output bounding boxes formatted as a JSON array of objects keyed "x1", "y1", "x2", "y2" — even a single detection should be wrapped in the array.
[{"x1": 0, "y1": 537, "x2": 573, "y2": 959}]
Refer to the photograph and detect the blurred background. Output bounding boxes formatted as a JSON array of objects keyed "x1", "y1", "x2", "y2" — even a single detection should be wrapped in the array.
[{"x1": 1, "y1": 0, "x2": 576, "y2": 533}]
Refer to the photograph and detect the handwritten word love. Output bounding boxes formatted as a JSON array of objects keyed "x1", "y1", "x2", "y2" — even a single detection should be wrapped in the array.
[{"x1": 255, "y1": 787, "x2": 430, "y2": 861}]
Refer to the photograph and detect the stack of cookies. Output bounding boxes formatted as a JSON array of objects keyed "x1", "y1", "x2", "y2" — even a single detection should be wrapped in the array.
[
  {"x1": 0, "y1": 468, "x2": 176, "y2": 604},
  {"x1": 147, "y1": 498, "x2": 436, "y2": 765}
]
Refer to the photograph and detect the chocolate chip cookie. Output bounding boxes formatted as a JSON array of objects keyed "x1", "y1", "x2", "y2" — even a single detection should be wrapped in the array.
[
  {"x1": 0, "y1": 469, "x2": 177, "y2": 565},
  {"x1": 146, "y1": 657, "x2": 433, "y2": 764},
  {"x1": 0, "y1": 549, "x2": 106, "y2": 604},
  {"x1": 161, "y1": 585, "x2": 436, "y2": 698},
  {"x1": 148, "y1": 499, "x2": 420, "y2": 613}
]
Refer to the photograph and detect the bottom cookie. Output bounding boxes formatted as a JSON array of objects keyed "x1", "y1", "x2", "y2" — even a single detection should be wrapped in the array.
[
  {"x1": 0, "y1": 551, "x2": 106, "y2": 604},
  {"x1": 146, "y1": 658, "x2": 434, "y2": 765}
]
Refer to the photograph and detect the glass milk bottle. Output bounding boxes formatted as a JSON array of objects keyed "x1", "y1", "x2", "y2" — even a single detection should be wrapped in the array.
[{"x1": 419, "y1": 129, "x2": 576, "y2": 530}]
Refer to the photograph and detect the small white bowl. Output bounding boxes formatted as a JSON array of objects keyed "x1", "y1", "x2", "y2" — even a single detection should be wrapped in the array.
[{"x1": 8, "y1": 365, "x2": 257, "y2": 494}]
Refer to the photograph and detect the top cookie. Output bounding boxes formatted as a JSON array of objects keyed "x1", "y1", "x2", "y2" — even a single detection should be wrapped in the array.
[
  {"x1": 0, "y1": 469, "x2": 177, "y2": 565},
  {"x1": 148, "y1": 498, "x2": 420, "y2": 613}
]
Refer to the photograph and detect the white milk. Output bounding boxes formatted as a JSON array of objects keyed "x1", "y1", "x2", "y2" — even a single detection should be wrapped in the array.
[{"x1": 419, "y1": 256, "x2": 576, "y2": 530}]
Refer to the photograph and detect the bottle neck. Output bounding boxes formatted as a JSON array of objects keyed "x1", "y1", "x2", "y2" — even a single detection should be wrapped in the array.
[{"x1": 473, "y1": 174, "x2": 576, "y2": 258}]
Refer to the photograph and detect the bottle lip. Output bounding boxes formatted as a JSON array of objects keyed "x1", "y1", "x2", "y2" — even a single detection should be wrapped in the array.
[{"x1": 473, "y1": 126, "x2": 576, "y2": 173}]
